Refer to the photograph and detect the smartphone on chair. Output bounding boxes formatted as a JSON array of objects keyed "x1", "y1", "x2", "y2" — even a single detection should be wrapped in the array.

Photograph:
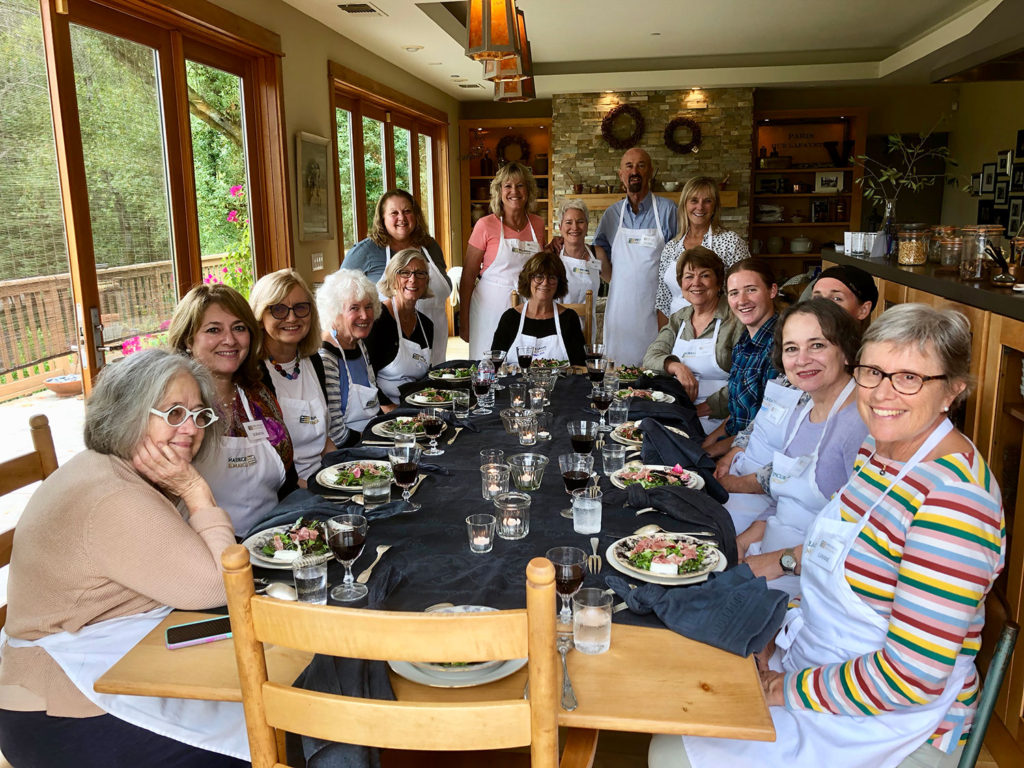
[{"x1": 164, "y1": 615, "x2": 232, "y2": 650}]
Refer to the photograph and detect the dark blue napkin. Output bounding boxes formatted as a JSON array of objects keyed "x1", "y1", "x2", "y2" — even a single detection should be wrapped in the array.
[
  {"x1": 605, "y1": 564, "x2": 788, "y2": 657},
  {"x1": 291, "y1": 564, "x2": 403, "y2": 768},
  {"x1": 621, "y1": 483, "x2": 737, "y2": 566},
  {"x1": 638, "y1": 420, "x2": 727, "y2": 503},
  {"x1": 244, "y1": 489, "x2": 419, "y2": 539}
]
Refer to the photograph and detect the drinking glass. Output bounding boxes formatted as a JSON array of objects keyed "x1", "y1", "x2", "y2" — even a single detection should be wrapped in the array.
[
  {"x1": 558, "y1": 452, "x2": 594, "y2": 518},
  {"x1": 393, "y1": 432, "x2": 416, "y2": 450},
  {"x1": 566, "y1": 420, "x2": 599, "y2": 455},
  {"x1": 327, "y1": 514, "x2": 368, "y2": 602},
  {"x1": 546, "y1": 546, "x2": 587, "y2": 626},
  {"x1": 517, "y1": 411, "x2": 538, "y2": 445},
  {"x1": 571, "y1": 487, "x2": 602, "y2": 534},
  {"x1": 509, "y1": 382, "x2": 529, "y2": 410},
  {"x1": 466, "y1": 513, "x2": 496, "y2": 553},
  {"x1": 584, "y1": 343, "x2": 605, "y2": 366},
  {"x1": 480, "y1": 462, "x2": 510, "y2": 501},
  {"x1": 387, "y1": 444, "x2": 422, "y2": 512},
  {"x1": 535, "y1": 411, "x2": 552, "y2": 441},
  {"x1": 573, "y1": 588, "x2": 613, "y2": 654},
  {"x1": 421, "y1": 407, "x2": 446, "y2": 457},
  {"x1": 480, "y1": 447, "x2": 505, "y2": 467},
  {"x1": 528, "y1": 386, "x2": 546, "y2": 413},
  {"x1": 361, "y1": 474, "x2": 392, "y2": 509},
  {"x1": 592, "y1": 382, "x2": 615, "y2": 432},
  {"x1": 485, "y1": 349, "x2": 507, "y2": 390},
  {"x1": 516, "y1": 345, "x2": 536, "y2": 375},
  {"x1": 451, "y1": 390, "x2": 471, "y2": 419},
  {"x1": 473, "y1": 360, "x2": 496, "y2": 414},
  {"x1": 607, "y1": 397, "x2": 629, "y2": 429},
  {"x1": 585, "y1": 356, "x2": 606, "y2": 384},
  {"x1": 601, "y1": 442, "x2": 626, "y2": 476},
  {"x1": 292, "y1": 555, "x2": 328, "y2": 604}
]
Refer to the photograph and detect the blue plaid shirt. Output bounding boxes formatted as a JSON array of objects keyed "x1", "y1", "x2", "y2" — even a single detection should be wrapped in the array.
[{"x1": 725, "y1": 314, "x2": 778, "y2": 435}]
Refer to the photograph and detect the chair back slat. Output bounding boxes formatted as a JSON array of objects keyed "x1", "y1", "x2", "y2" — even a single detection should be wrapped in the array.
[
  {"x1": 509, "y1": 289, "x2": 594, "y2": 347},
  {"x1": 262, "y1": 684, "x2": 532, "y2": 750},
  {"x1": 957, "y1": 620, "x2": 1019, "y2": 768}
]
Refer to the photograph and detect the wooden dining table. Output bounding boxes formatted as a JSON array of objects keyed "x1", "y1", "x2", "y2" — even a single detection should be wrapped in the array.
[{"x1": 95, "y1": 369, "x2": 775, "y2": 748}]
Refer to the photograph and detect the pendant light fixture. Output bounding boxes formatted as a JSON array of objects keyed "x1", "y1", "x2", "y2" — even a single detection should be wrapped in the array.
[
  {"x1": 482, "y1": 8, "x2": 531, "y2": 81},
  {"x1": 466, "y1": 0, "x2": 520, "y2": 61},
  {"x1": 493, "y1": 54, "x2": 535, "y2": 102}
]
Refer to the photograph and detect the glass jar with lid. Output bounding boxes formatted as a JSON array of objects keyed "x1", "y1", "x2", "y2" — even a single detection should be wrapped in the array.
[
  {"x1": 929, "y1": 225, "x2": 956, "y2": 263},
  {"x1": 959, "y1": 226, "x2": 983, "y2": 281},
  {"x1": 938, "y1": 237, "x2": 963, "y2": 267},
  {"x1": 896, "y1": 224, "x2": 929, "y2": 265}
]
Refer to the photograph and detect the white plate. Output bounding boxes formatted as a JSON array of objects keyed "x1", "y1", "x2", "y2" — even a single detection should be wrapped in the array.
[
  {"x1": 316, "y1": 460, "x2": 393, "y2": 492},
  {"x1": 241, "y1": 526, "x2": 331, "y2": 571},
  {"x1": 388, "y1": 657, "x2": 528, "y2": 688},
  {"x1": 428, "y1": 368, "x2": 473, "y2": 381},
  {"x1": 610, "y1": 421, "x2": 643, "y2": 447},
  {"x1": 370, "y1": 417, "x2": 427, "y2": 440},
  {"x1": 405, "y1": 390, "x2": 457, "y2": 407},
  {"x1": 409, "y1": 605, "x2": 504, "y2": 676},
  {"x1": 609, "y1": 463, "x2": 705, "y2": 491},
  {"x1": 615, "y1": 388, "x2": 675, "y2": 404},
  {"x1": 605, "y1": 533, "x2": 726, "y2": 586}
]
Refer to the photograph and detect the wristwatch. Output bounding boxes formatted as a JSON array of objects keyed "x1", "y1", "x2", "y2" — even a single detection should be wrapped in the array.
[{"x1": 779, "y1": 548, "x2": 798, "y2": 575}]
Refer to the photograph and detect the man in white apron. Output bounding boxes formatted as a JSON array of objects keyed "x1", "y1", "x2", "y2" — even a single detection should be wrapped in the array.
[
  {"x1": 594, "y1": 148, "x2": 677, "y2": 365},
  {"x1": 468, "y1": 217, "x2": 541, "y2": 360},
  {"x1": 384, "y1": 245, "x2": 450, "y2": 365}
]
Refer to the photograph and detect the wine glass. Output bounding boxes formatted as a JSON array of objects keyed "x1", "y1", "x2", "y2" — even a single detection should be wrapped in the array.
[
  {"x1": 421, "y1": 406, "x2": 445, "y2": 457},
  {"x1": 585, "y1": 356, "x2": 606, "y2": 384},
  {"x1": 327, "y1": 514, "x2": 368, "y2": 602},
  {"x1": 592, "y1": 381, "x2": 614, "y2": 432},
  {"x1": 566, "y1": 420, "x2": 599, "y2": 455},
  {"x1": 516, "y1": 345, "x2": 536, "y2": 377},
  {"x1": 584, "y1": 343, "x2": 605, "y2": 366},
  {"x1": 485, "y1": 348, "x2": 507, "y2": 390},
  {"x1": 388, "y1": 444, "x2": 422, "y2": 512},
  {"x1": 557, "y1": 452, "x2": 594, "y2": 519},
  {"x1": 473, "y1": 359, "x2": 496, "y2": 415},
  {"x1": 546, "y1": 546, "x2": 587, "y2": 626}
]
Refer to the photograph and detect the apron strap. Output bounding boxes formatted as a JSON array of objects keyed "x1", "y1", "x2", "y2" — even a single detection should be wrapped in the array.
[
  {"x1": 235, "y1": 384, "x2": 256, "y2": 422},
  {"x1": 780, "y1": 377, "x2": 856, "y2": 453}
]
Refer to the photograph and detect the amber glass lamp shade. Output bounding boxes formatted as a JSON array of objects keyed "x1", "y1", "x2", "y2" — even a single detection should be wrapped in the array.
[
  {"x1": 483, "y1": 8, "x2": 532, "y2": 81},
  {"x1": 467, "y1": 0, "x2": 520, "y2": 61}
]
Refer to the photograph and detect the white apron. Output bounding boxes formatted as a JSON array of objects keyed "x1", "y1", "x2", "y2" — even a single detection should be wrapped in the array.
[
  {"x1": 375, "y1": 303, "x2": 431, "y2": 402},
  {"x1": 685, "y1": 420, "x2": 974, "y2": 768},
  {"x1": 664, "y1": 231, "x2": 720, "y2": 315},
  {"x1": 560, "y1": 246, "x2": 601, "y2": 331},
  {"x1": 726, "y1": 380, "x2": 803, "y2": 534},
  {"x1": 335, "y1": 336, "x2": 381, "y2": 433},
  {"x1": 385, "y1": 245, "x2": 450, "y2": 365},
  {"x1": 195, "y1": 385, "x2": 287, "y2": 536},
  {"x1": 510, "y1": 300, "x2": 570, "y2": 362},
  {"x1": 669, "y1": 316, "x2": 729, "y2": 434},
  {"x1": 263, "y1": 358, "x2": 328, "y2": 481},
  {"x1": 468, "y1": 216, "x2": 541, "y2": 360},
  {"x1": 2, "y1": 609, "x2": 249, "y2": 760},
  {"x1": 747, "y1": 378, "x2": 857, "y2": 596},
  {"x1": 603, "y1": 200, "x2": 664, "y2": 365}
]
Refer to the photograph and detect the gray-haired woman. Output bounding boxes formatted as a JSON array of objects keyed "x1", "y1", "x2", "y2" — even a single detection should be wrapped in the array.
[
  {"x1": 459, "y1": 161, "x2": 547, "y2": 359},
  {"x1": 556, "y1": 199, "x2": 602, "y2": 306},
  {"x1": 653, "y1": 303, "x2": 1005, "y2": 768},
  {"x1": 0, "y1": 349, "x2": 245, "y2": 767},
  {"x1": 369, "y1": 248, "x2": 436, "y2": 401},
  {"x1": 317, "y1": 269, "x2": 393, "y2": 445}
]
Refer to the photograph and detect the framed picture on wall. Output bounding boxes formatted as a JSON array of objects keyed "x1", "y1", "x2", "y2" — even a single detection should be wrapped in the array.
[
  {"x1": 1017, "y1": 129, "x2": 1024, "y2": 157},
  {"x1": 1009, "y1": 198, "x2": 1023, "y2": 236},
  {"x1": 995, "y1": 180, "x2": 1009, "y2": 207},
  {"x1": 998, "y1": 149, "x2": 1014, "y2": 175},
  {"x1": 971, "y1": 173, "x2": 982, "y2": 196},
  {"x1": 814, "y1": 171, "x2": 843, "y2": 193},
  {"x1": 296, "y1": 131, "x2": 335, "y2": 242},
  {"x1": 1011, "y1": 165, "x2": 1024, "y2": 193},
  {"x1": 981, "y1": 163, "x2": 997, "y2": 193},
  {"x1": 978, "y1": 198, "x2": 995, "y2": 224}
]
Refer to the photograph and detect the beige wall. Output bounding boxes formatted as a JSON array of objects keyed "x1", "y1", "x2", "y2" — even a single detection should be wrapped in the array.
[{"x1": 208, "y1": 0, "x2": 462, "y2": 281}]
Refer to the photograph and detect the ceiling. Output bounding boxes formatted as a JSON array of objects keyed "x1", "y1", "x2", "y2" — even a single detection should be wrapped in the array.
[{"x1": 282, "y1": 0, "x2": 1024, "y2": 100}]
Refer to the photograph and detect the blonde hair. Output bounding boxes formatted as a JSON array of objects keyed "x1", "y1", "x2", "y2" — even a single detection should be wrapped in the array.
[
  {"x1": 672, "y1": 176, "x2": 723, "y2": 243},
  {"x1": 489, "y1": 162, "x2": 538, "y2": 216},
  {"x1": 249, "y1": 269, "x2": 322, "y2": 360}
]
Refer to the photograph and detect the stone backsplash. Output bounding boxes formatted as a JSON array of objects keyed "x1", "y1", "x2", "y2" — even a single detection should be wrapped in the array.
[{"x1": 551, "y1": 89, "x2": 753, "y2": 238}]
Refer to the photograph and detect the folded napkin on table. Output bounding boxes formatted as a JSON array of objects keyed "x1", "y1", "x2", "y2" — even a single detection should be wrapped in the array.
[
  {"x1": 622, "y1": 483, "x2": 737, "y2": 565},
  {"x1": 638, "y1": 420, "x2": 727, "y2": 503},
  {"x1": 605, "y1": 564, "x2": 787, "y2": 657},
  {"x1": 290, "y1": 563, "x2": 403, "y2": 768},
  {"x1": 245, "y1": 489, "x2": 418, "y2": 538},
  {"x1": 624, "y1": 377, "x2": 704, "y2": 440}
]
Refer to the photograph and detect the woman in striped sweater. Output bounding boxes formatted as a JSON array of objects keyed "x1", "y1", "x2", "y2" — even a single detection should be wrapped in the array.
[{"x1": 652, "y1": 304, "x2": 1005, "y2": 768}]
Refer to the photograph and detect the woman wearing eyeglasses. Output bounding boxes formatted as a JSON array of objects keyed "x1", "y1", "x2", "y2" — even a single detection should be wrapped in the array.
[
  {"x1": 169, "y1": 284, "x2": 296, "y2": 535},
  {"x1": 250, "y1": 270, "x2": 331, "y2": 484},
  {"x1": 489, "y1": 251, "x2": 586, "y2": 367},
  {"x1": 368, "y1": 249, "x2": 436, "y2": 401},
  {"x1": 0, "y1": 350, "x2": 248, "y2": 767},
  {"x1": 655, "y1": 304, "x2": 1005, "y2": 768}
]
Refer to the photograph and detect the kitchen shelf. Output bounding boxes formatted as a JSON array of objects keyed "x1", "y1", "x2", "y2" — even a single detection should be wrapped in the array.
[
  {"x1": 753, "y1": 166, "x2": 854, "y2": 174},
  {"x1": 754, "y1": 222, "x2": 851, "y2": 228},
  {"x1": 753, "y1": 192, "x2": 852, "y2": 198}
]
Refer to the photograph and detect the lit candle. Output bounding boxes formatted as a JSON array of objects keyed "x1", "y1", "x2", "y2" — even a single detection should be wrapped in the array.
[
  {"x1": 487, "y1": 482, "x2": 501, "y2": 494},
  {"x1": 473, "y1": 534, "x2": 490, "y2": 547}
]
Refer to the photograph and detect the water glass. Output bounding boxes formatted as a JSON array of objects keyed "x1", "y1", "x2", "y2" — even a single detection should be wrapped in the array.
[
  {"x1": 493, "y1": 491, "x2": 530, "y2": 540},
  {"x1": 518, "y1": 411, "x2": 538, "y2": 445},
  {"x1": 850, "y1": 231, "x2": 866, "y2": 257},
  {"x1": 466, "y1": 513, "x2": 496, "y2": 554},
  {"x1": 601, "y1": 443, "x2": 626, "y2": 476},
  {"x1": 292, "y1": 555, "x2": 328, "y2": 604},
  {"x1": 573, "y1": 588, "x2": 613, "y2": 654},
  {"x1": 480, "y1": 462, "x2": 510, "y2": 501},
  {"x1": 480, "y1": 448, "x2": 505, "y2": 467},
  {"x1": 509, "y1": 382, "x2": 529, "y2": 410},
  {"x1": 506, "y1": 453, "x2": 548, "y2": 491},
  {"x1": 451, "y1": 390, "x2": 470, "y2": 419},
  {"x1": 571, "y1": 487, "x2": 602, "y2": 534},
  {"x1": 361, "y1": 474, "x2": 392, "y2": 509},
  {"x1": 607, "y1": 397, "x2": 629, "y2": 428},
  {"x1": 393, "y1": 432, "x2": 416, "y2": 450},
  {"x1": 528, "y1": 386, "x2": 546, "y2": 412}
]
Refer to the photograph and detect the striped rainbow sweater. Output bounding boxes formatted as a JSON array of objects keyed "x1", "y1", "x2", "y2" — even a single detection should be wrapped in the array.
[{"x1": 783, "y1": 436, "x2": 1005, "y2": 752}]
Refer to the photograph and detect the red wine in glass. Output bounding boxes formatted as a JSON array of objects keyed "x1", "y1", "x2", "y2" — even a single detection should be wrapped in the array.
[
  {"x1": 517, "y1": 351, "x2": 534, "y2": 371},
  {"x1": 570, "y1": 435, "x2": 595, "y2": 454},
  {"x1": 562, "y1": 469, "x2": 591, "y2": 493},
  {"x1": 473, "y1": 379, "x2": 491, "y2": 396},
  {"x1": 593, "y1": 390, "x2": 613, "y2": 413},
  {"x1": 586, "y1": 362, "x2": 605, "y2": 383},
  {"x1": 555, "y1": 563, "x2": 585, "y2": 598},
  {"x1": 329, "y1": 527, "x2": 366, "y2": 563},
  {"x1": 392, "y1": 461, "x2": 418, "y2": 486},
  {"x1": 422, "y1": 416, "x2": 444, "y2": 438}
]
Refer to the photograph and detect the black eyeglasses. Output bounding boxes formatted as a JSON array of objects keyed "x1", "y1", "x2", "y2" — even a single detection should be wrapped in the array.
[
  {"x1": 531, "y1": 274, "x2": 558, "y2": 284},
  {"x1": 851, "y1": 365, "x2": 948, "y2": 395},
  {"x1": 150, "y1": 405, "x2": 219, "y2": 428},
  {"x1": 267, "y1": 302, "x2": 311, "y2": 319},
  {"x1": 397, "y1": 269, "x2": 429, "y2": 280}
]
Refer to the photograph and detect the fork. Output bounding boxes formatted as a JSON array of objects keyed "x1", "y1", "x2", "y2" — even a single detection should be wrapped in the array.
[
  {"x1": 355, "y1": 544, "x2": 391, "y2": 584},
  {"x1": 446, "y1": 426, "x2": 464, "y2": 445},
  {"x1": 587, "y1": 537, "x2": 602, "y2": 574},
  {"x1": 556, "y1": 632, "x2": 578, "y2": 711}
]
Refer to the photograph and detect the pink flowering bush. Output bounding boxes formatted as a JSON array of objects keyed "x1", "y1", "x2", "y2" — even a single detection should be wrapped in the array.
[
  {"x1": 204, "y1": 184, "x2": 253, "y2": 298},
  {"x1": 121, "y1": 331, "x2": 168, "y2": 356}
]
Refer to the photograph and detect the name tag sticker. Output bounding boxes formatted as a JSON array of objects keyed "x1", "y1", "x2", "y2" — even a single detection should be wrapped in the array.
[
  {"x1": 413, "y1": 353, "x2": 427, "y2": 364},
  {"x1": 365, "y1": 397, "x2": 380, "y2": 410},
  {"x1": 760, "y1": 400, "x2": 789, "y2": 425},
  {"x1": 299, "y1": 414, "x2": 319, "y2": 425},
  {"x1": 806, "y1": 534, "x2": 845, "y2": 572},
  {"x1": 242, "y1": 419, "x2": 270, "y2": 441}
]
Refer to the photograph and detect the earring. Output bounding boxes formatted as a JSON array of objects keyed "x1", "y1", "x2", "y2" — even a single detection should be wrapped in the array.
[{"x1": 942, "y1": 406, "x2": 950, "y2": 413}]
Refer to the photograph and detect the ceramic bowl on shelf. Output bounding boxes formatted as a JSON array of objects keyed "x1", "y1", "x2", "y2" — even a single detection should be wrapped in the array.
[
  {"x1": 662, "y1": 181, "x2": 680, "y2": 192},
  {"x1": 790, "y1": 235, "x2": 813, "y2": 254}
]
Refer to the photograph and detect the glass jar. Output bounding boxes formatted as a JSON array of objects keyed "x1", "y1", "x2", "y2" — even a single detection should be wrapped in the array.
[
  {"x1": 896, "y1": 225, "x2": 928, "y2": 265},
  {"x1": 929, "y1": 225, "x2": 956, "y2": 263},
  {"x1": 959, "y1": 226, "x2": 984, "y2": 281},
  {"x1": 938, "y1": 237, "x2": 963, "y2": 267}
]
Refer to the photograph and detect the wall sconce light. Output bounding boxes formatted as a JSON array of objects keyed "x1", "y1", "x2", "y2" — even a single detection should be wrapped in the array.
[
  {"x1": 466, "y1": 0, "x2": 520, "y2": 61},
  {"x1": 684, "y1": 88, "x2": 708, "y2": 109}
]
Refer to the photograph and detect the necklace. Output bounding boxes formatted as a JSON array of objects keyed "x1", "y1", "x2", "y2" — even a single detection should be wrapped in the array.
[{"x1": 270, "y1": 357, "x2": 300, "y2": 380}]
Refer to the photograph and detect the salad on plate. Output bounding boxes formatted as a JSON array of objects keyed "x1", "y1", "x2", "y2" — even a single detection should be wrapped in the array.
[
  {"x1": 615, "y1": 534, "x2": 719, "y2": 577},
  {"x1": 331, "y1": 461, "x2": 393, "y2": 487},
  {"x1": 251, "y1": 517, "x2": 330, "y2": 564},
  {"x1": 612, "y1": 421, "x2": 643, "y2": 446},
  {"x1": 428, "y1": 367, "x2": 474, "y2": 381},
  {"x1": 612, "y1": 462, "x2": 704, "y2": 490},
  {"x1": 408, "y1": 388, "x2": 457, "y2": 404}
]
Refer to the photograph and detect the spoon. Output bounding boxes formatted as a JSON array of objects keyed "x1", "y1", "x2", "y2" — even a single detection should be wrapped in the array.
[
  {"x1": 355, "y1": 544, "x2": 392, "y2": 584},
  {"x1": 556, "y1": 632, "x2": 578, "y2": 711}
]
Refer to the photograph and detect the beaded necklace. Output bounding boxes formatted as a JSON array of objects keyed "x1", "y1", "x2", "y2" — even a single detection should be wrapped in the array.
[{"x1": 269, "y1": 356, "x2": 301, "y2": 380}]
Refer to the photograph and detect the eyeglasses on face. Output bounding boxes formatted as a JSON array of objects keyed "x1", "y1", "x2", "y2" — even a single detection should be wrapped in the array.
[
  {"x1": 531, "y1": 274, "x2": 558, "y2": 284},
  {"x1": 851, "y1": 365, "x2": 948, "y2": 395},
  {"x1": 267, "y1": 302, "x2": 311, "y2": 319},
  {"x1": 150, "y1": 405, "x2": 219, "y2": 428},
  {"x1": 397, "y1": 269, "x2": 429, "y2": 280}
]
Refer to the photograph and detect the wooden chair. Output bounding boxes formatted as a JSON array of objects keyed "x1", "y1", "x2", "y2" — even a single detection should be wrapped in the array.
[
  {"x1": 510, "y1": 289, "x2": 594, "y2": 346},
  {"x1": 221, "y1": 545, "x2": 591, "y2": 768},
  {"x1": 957, "y1": 618, "x2": 1019, "y2": 768},
  {"x1": 0, "y1": 414, "x2": 58, "y2": 629}
]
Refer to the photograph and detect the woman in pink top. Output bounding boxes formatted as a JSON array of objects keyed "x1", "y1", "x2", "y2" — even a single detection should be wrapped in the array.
[{"x1": 459, "y1": 161, "x2": 547, "y2": 359}]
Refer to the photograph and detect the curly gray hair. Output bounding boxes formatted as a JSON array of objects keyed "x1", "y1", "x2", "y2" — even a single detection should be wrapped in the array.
[{"x1": 316, "y1": 269, "x2": 382, "y2": 329}]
